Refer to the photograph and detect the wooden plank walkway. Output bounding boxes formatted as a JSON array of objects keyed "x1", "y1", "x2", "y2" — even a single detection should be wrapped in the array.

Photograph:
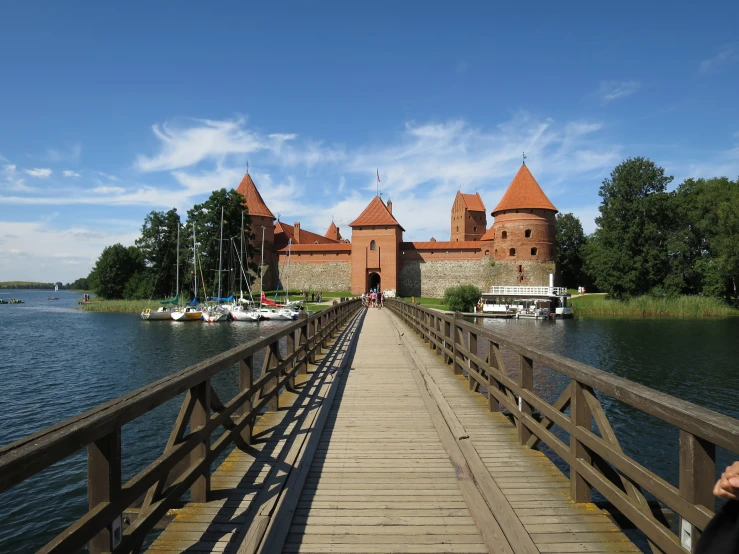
[{"x1": 148, "y1": 308, "x2": 641, "y2": 554}]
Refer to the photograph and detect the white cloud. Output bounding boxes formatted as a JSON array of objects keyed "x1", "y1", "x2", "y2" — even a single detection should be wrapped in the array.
[
  {"x1": 1, "y1": 164, "x2": 32, "y2": 192},
  {"x1": 63, "y1": 170, "x2": 80, "y2": 177},
  {"x1": 43, "y1": 144, "x2": 82, "y2": 163},
  {"x1": 699, "y1": 45, "x2": 739, "y2": 73},
  {"x1": 598, "y1": 81, "x2": 641, "y2": 102},
  {"x1": 25, "y1": 168, "x2": 53, "y2": 178},
  {"x1": 91, "y1": 185, "x2": 126, "y2": 194},
  {"x1": 0, "y1": 219, "x2": 139, "y2": 282}
]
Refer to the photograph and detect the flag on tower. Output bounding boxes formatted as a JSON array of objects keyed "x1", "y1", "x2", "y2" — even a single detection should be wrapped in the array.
[{"x1": 377, "y1": 169, "x2": 380, "y2": 183}]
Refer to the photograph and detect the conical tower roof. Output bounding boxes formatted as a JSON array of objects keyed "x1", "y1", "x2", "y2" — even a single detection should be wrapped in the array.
[
  {"x1": 235, "y1": 173, "x2": 275, "y2": 219},
  {"x1": 349, "y1": 196, "x2": 405, "y2": 230},
  {"x1": 325, "y1": 221, "x2": 341, "y2": 241},
  {"x1": 492, "y1": 165, "x2": 557, "y2": 215}
]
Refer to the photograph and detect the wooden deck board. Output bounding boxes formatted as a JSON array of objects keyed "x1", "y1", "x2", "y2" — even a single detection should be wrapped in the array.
[{"x1": 146, "y1": 308, "x2": 642, "y2": 554}]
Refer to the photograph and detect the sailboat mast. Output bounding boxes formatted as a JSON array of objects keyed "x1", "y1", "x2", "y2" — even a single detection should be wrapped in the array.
[
  {"x1": 240, "y1": 211, "x2": 244, "y2": 300},
  {"x1": 176, "y1": 224, "x2": 180, "y2": 301},
  {"x1": 217, "y1": 206, "x2": 224, "y2": 303},
  {"x1": 260, "y1": 226, "x2": 265, "y2": 308},
  {"x1": 193, "y1": 223, "x2": 197, "y2": 301}
]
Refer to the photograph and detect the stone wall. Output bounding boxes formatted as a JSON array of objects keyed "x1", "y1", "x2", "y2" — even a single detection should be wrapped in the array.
[
  {"x1": 398, "y1": 257, "x2": 498, "y2": 298},
  {"x1": 489, "y1": 260, "x2": 556, "y2": 287},
  {"x1": 279, "y1": 261, "x2": 351, "y2": 292}
]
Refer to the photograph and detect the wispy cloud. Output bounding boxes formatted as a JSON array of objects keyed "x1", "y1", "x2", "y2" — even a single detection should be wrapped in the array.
[
  {"x1": 1, "y1": 164, "x2": 32, "y2": 192},
  {"x1": 699, "y1": 45, "x2": 739, "y2": 73},
  {"x1": 598, "y1": 81, "x2": 641, "y2": 103},
  {"x1": 43, "y1": 144, "x2": 82, "y2": 163},
  {"x1": 25, "y1": 167, "x2": 53, "y2": 178},
  {"x1": 63, "y1": 170, "x2": 80, "y2": 177}
]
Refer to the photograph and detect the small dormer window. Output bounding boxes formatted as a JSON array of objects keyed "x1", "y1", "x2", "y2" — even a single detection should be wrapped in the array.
[{"x1": 370, "y1": 240, "x2": 376, "y2": 250}]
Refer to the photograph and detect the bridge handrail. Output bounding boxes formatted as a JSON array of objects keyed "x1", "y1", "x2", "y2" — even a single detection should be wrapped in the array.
[
  {"x1": 387, "y1": 299, "x2": 739, "y2": 554},
  {"x1": 0, "y1": 298, "x2": 361, "y2": 554}
]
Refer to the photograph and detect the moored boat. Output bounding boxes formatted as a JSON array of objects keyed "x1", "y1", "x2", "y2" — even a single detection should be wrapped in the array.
[
  {"x1": 171, "y1": 306, "x2": 203, "y2": 321},
  {"x1": 141, "y1": 306, "x2": 176, "y2": 321}
]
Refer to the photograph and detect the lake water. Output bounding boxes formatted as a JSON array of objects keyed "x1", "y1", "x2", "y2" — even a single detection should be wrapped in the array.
[{"x1": 1, "y1": 290, "x2": 737, "y2": 552}]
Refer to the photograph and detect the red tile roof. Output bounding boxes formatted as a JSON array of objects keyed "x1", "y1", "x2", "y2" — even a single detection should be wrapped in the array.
[
  {"x1": 277, "y1": 243, "x2": 352, "y2": 253},
  {"x1": 349, "y1": 196, "x2": 405, "y2": 230},
  {"x1": 492, "y1": 165, "x2": 557, "y2": 214},
  {"x1": 480, "y1": 227, "x2": 495, "y2": 241},
  {"x1": 235, "y1": 173, "x2": 275, "y2": 219},
  {"x1": 325, "y1": 221, "x2": 342, "y2": 241},
  {"x1": 458, "y1": 191, "x2": 486, "y2": 212},
  {"x1": 401, "y1": 241, "x2": 483, "y2": 250},
  {"x1": 274, "y1": 221, "x2": 340, "y2": 250}
]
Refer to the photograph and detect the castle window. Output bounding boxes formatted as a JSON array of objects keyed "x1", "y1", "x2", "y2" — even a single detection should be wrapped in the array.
[
  {"x1": 509, "y1": 248, "x2": 516, "y2": 256},
  {"x1": 456, "y1": 225, "x2": 459, "y2": 232},
  {"x1": 531, "y1": 247, "x2": 538, "y2": 256},
  {"x1": 370, "y1": 240, "x2": 376, "y2": 250},
  {"x1": 501, "y1": 231, "x2": 508, "y2": 239},
  {"x1": 525, "y1": 229, "x2": 532, "y2": 238},
  {"x1": 484, "y1": 250, "x2": 489, "y2": 255},
  {"x1": 518, "y1": 265, "x2": 522, "y2": 272},
  {"x1": 474, "y1": 226, "x2": 477, "y2": 232}
]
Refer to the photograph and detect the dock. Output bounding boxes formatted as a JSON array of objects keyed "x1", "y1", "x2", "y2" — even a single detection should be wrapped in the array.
[{"x1": 1, "y1": 299, "x2": 737, "y2": 554}]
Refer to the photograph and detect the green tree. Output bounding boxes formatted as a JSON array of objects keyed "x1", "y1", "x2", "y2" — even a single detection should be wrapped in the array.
[
  {"x1": 583, "y1": 157, "x2": 673, "y2": 298},
  {"x1": 443, "y1": 284, "x2": 481, "y2": 312},
  {"x1": 185, "y1": 189, "x2": 256, "y2": 300},
  {"x1": 135, "y1": 208, "x2": 181, "y2": 298},
  {"x1": 555, "y1": 213, "x2": 585, "y2": 288},
  {"x1": 69, "y1": 277, "x2": 89, "y2": 290},
  {"x1": 88, "y1": 244, "x2": 145, "y2": 299}
]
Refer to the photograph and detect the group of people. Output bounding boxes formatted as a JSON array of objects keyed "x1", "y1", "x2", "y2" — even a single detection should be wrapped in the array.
[
  {"x1": 301, "y1": 290, "x2": 323, "y2": 303},
  {"x1": 362, "y1": 289, "x2": 384, "y2": 309}
]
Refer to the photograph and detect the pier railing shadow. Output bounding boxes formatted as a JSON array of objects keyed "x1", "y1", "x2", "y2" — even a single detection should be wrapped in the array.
[
  {"x1": 387, "y1": 298, "x2": 739, "y2": 554},
  {"x1": 0, "y1": 299, "x2": 361, "y2": 554}
]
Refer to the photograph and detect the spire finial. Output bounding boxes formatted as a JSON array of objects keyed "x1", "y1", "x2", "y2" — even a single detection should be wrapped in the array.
[
  {"x1": 246, "y1": 160, "x2": 249, "y2": 174},
  {"x1": 277, "y1": 212, "x2": 280, "y2": 222},
  {"x1": 522, "y1": 152, "x2": 527, "y2": 166}
]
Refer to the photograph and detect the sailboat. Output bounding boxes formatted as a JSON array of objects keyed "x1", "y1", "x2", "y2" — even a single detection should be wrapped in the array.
[
  {"x1": 172, "y1": 224, "x2": 203, "y2": 322},
  {"x1": 203, "y1": 207, "x2": 231, "y2": 323},
  {"x1": 256, "y1": 232, "x2": 294, "y2": 321},
  {"x1": 142, "y1": 225, "x2": 180, "y2": 321},
  {"x1": 229, "y1": 212, "x2": 261, "y2": 322}
]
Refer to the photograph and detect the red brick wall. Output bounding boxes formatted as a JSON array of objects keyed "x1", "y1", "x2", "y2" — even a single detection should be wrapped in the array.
[
  {"x1": 490, "y1": 209, "x2": 556, "y2": 284},
  {"x1": 450, "y1": 196, "x2": 487, "y2": 242},
  {"x1": 350, "y1": 226, "x2": 402, "y2": 294}
]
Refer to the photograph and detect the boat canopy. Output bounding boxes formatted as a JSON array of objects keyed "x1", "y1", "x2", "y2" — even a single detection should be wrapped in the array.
[
  {"x1": 160, "y1": 295, "x2": 179, "y2": 305},
  {"x1": 186, "y1": 297, "x2": 199, "y2": 306},
  {"x1": 212, "y1": 295, "x2": 234, "y2": 302}
]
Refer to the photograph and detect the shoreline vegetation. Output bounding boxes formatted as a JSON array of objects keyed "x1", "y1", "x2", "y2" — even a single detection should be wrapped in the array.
[
  {"x1": 78, "y1": 290, "x2": 353, "y2": 314},
  {"x1": 570, "y1": 294, "x2": 739, "y2": 317}
]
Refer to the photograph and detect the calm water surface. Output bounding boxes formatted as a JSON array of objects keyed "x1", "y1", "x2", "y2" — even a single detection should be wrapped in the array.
[{"x1": 1, "y1": 291, "x2": 737, "y2": 552}]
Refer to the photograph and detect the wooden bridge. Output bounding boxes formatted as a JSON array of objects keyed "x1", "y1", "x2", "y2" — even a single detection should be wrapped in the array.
[{"x1": 1, "y1": 299, "x2": 738, "y2": 554}]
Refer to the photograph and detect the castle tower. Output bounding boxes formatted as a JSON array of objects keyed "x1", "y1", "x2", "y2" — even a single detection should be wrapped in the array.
[
  {"x1": 349, "y1": 196, "x2": 404, "y2": 294},
  {"x1": 235, "y1": 172, "x2": 276, "y2": 289},
  {"x1": 450, "y1": 191, "x2": 486, "y2": 242},
  {"x1": 491, "y1": 165, "x2": 557, "y2": 285}
]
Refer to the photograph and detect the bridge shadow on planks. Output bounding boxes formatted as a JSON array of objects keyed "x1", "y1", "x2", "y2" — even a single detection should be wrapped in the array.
[{"x1": 147, "y1": 311, "x2": 365, "y2": 554}]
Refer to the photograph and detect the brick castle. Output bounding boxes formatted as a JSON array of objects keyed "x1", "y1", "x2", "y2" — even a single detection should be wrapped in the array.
[{"x1": 236, "y1": 164, "x2": 558, "y2": 297}]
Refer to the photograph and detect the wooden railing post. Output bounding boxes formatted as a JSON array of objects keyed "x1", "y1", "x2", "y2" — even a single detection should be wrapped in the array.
[
  {"x1": 443, "y1": 317, "x2": 452, "y2": 365},
  {"x1": 239, "y1": 355, "x2": 253, "y2": 445},
  {"x1": 487, "y1": 340, "x2": 499, "y2": 412},
  {"x1": 518, "y1": 355, "x2": 533, "y2": 445},
  {"x1": 88, "y1": 429, "x2": 122, "y2": 554},
  {"x1": 262, "y1": 344, "x2": 280, "y2": 412},
  {"x1": 679, "y1": 430, "x2": 716, "y2": 551},
  {"x1": 286, "y1": 328, "x2": 296, "y2": 390},
  {"x1": 190, "y1": 379, "x2": 211, "y2": 503},
  {"x1": 570, "y1": 380, "x2": 592, "y2": 503},
  {"x1": 453, "y1": 312, "x2": 463, "y2": 375},
  {"x1": 297, "y1": 312, "x2": 309, "y2": 374},
  {"x1": 468, "y1": 331, "x2": 478, "y2": 390}
]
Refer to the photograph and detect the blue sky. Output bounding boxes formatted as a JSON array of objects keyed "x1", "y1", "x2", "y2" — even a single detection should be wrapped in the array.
[{"x1": 1, "y1": 1, "x2": 738, "y2": 282}]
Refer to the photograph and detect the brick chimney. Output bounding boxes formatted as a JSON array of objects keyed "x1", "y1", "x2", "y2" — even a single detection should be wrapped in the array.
[
  {"x1": 294, "y1": 222, "x2": 301, "y2": 244},
  {"x1": 387, "y1": 200, "x2": 393, "y2": 214}
]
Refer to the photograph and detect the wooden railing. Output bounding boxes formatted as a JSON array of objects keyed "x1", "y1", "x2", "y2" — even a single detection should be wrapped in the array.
[
  {"x1": 0, "y1": 299, "x2": 361, "y2": 554},
  {"x1": 387, "y1": 299, "x2": 739, "y2": 554}
]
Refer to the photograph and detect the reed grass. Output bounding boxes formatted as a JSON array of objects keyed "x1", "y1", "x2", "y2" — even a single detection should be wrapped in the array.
[
  {"x1": 570, "y1": 294, "x2": 739, "y2": 317},
  {"x1": 79, "y1": 299, "x2": 152, "y2": 313}
]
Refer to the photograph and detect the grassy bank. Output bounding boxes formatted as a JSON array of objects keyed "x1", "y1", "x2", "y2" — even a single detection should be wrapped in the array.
[
  {"x1": 570, "y1": 294, "x2": 739, "y2": 317},
  {"x1": 79, "y1": 299, "x2": 151, "y2": 313},
  {"x1": 396, "y1": 296, "x2": 447, "y2": 311}
]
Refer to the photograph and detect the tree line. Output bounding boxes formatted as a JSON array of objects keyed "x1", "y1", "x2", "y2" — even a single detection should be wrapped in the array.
[
  {"x1": 85, "y1": 188, "x2": 259, "y2": 300},
  {"x1": 555, "y1": 157, "x2": 739, "y2": 306}
]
